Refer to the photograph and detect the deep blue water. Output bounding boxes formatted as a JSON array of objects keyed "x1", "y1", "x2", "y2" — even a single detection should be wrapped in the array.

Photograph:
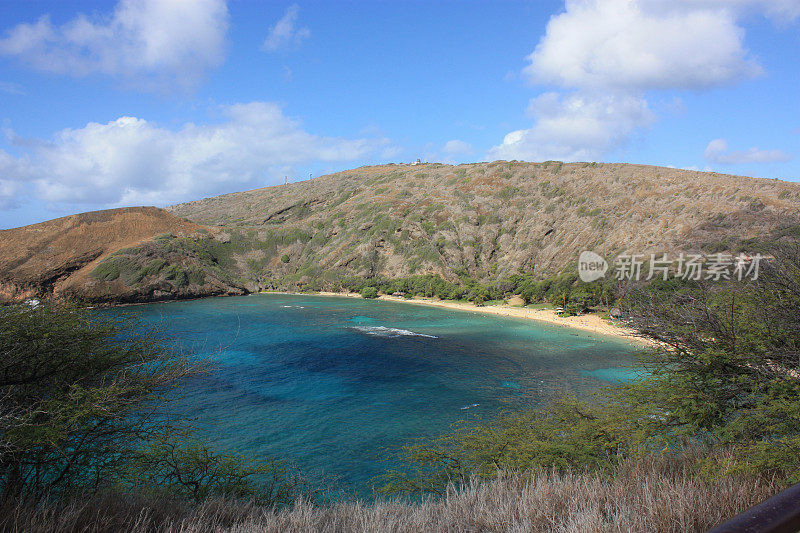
[{"x1": 115, "y1": 294, "x2": 641, "y2": 496}]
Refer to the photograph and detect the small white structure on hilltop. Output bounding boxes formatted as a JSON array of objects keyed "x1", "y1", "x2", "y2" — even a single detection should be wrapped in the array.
[{"x1": 411, "y1": 158, "x2": 422, "y2": 166}]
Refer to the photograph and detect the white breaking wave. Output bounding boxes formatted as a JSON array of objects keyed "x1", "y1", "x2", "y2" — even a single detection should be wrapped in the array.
[{"x1": 349, "y1": 326, "x2": 437, "y2": 339}]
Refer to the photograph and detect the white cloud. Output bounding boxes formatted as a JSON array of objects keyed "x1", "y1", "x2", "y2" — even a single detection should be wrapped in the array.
[
  {"x1": 0, "y1": 0, "x2": 228, "y2": 91},
  {"x1": 1, "y1": 102, "x2": 393, "y2": 208},
  {"x1": 681, "y1": 0, "x2": 800, "y2": 22},
  {"x1": 490, "y1": 91, "x2": 655, "y2": 162},
  {"x1": 0, "y1": 180, "x2": 22, "y2": 209},
  {"x1": 262, "y1": 4, "x2": 310, "y2": 52},
  {"x1": 439, "y1": 139, "x2": 474, "y2": 164},
  {"x1": 442, "y1": 140, "x2": 473, "y2": 156},
  {"x1": 524, "y1": 0, "x2": 761, "y2": 91},
  {"x1": 0, "y1": 150, "x2": 30, "y2": 208},
  {"x1": 489, "y1": 0, "x2": 784, "y2": 163},
  {"x1": 704, "y1": 138, "x2": 792, "y2": 164},
  {"x1": 380, "y1": 145, "x2": 403, "y2": 159}
]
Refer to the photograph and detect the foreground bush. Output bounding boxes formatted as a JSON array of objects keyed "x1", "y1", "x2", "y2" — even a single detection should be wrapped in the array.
[
  {"x1": 0, "y1": 453, "x2": 778, "y2": 533},
  {"x1": 0, "y1": 303, "x2": 199, "y2": 501},
  {"x1": 619, "y1": 244, "x2": 800, "y2": 479}
]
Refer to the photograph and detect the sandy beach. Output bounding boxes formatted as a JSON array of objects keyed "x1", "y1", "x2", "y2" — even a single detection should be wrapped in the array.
[{"x1": 312, "y1": 291, "x2": 656, "y2": 347}]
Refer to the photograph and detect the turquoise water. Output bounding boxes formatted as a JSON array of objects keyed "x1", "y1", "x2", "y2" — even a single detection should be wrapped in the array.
[{"x1": 117, "y1": 294, "x2": 641, "y2": 496}]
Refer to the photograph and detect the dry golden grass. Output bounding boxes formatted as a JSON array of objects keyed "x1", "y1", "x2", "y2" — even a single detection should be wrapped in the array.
[
  {"x1": 0, "y1": 206, "x2": 212, "y2": 301},
  {"x1": 167, "y1": 161, "x2": 800, "y2": 282},
  {"x1": 2, "y1": 454, "x2": 779, "y2": 533}
]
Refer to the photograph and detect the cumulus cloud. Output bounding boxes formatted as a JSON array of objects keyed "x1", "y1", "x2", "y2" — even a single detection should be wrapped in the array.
[
  {"x1": 0, "y1": 0, "x2": 228, "y2": 91},
  {"x1": 490, "y1": 92, "x2": 655, "y2": 161},
  {"x1": 490, "y1": 0, "x2": 782, "y2": 163},
  {"x1": 0, "y1": 150, "x2": 30, "y2": 208},
  {"x1": 262, "y1": 4, "x2": 310, "y2": 52},
  {"x1": 704, "y1": 138, "x2": 792, "y2": 164},
  {"x1": 0, "y1": 102, "x2": 392, "y2": 208},
  {"x1": 0, "y1": 180, "x2": 22, "y2": 209},
  {"x1": 524, "y1": 0, "x2": 760, "y2": 91}
]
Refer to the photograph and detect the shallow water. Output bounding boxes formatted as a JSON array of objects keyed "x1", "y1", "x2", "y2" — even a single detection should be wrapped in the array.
[{"x1": 116, "y1": 293, "x2": 642, "y2": 496}]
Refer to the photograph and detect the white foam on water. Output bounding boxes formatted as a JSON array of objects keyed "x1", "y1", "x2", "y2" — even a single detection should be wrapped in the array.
[{"x1": 349, "y1": 325, "x2": 437, "y2": 339}]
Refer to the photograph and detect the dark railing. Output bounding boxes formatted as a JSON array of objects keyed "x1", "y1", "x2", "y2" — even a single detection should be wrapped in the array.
[{"x1": 708, "y1": 482, "x2": 800, "y2": 533}]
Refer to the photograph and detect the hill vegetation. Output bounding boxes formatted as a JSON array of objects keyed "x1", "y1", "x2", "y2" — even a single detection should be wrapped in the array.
[
  {"x1": 0, "y1": 206, "x2": 246, "y2": 303},
  {"x1": 169, "y1": 161, "x2": 800, "y2": 286},
  {"x1": 1, "y1": 161, "x2": 800, "y2": 305}
]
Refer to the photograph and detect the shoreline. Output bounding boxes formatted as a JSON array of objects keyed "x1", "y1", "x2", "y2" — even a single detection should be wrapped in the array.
[
  {"x1": 89, "y1": 289, "x2": 655, "y2": 347},
  {"x1": 305, "y1": 291, "x2": 655, "y2": 347}
]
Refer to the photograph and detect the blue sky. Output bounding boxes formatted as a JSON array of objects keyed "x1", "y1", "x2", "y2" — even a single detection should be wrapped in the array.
[{"x1": 0, "y1": 0, "x2": 798, "y2": 229}]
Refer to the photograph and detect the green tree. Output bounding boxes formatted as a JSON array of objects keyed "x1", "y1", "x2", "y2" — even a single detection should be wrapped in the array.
[
  {"x1": 360, "y1": 287, "x2": 379, "y2": 299},
  {"x1": 0, "y1": 303, "x2": 311, "y2": 506},
  {"x1": 620, "y1": 245, "x2": 800, "y2": 477},
  {"x1": 127, "y1": 437, "x2": 312, "y2": 506},
  {"x1": 380, "y1": 398, "x2": 634, "y2": 495},
  {"x1": 0, "y1": 303, "x2": 198, "y2": 501}
]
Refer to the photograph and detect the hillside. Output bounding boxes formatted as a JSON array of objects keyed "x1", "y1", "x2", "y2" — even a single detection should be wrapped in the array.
[
  {"x1": 0, "y1": 206, "x2": 246, "y2": 303},
  {"x1": 2, "y1": 161, "x2": 800, "y2": 303},
  {"x1": 168, "y1": 161, "x2": 800, "y2": 282}
]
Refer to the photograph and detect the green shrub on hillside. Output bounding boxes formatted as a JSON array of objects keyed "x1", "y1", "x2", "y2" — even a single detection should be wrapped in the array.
[
  {"x1": 142, "y1": 258, "x2": 167, "y2": 276},
  {"x1": 497, "y1": 186, "x2": 519, "y2": 200},
  {"x1": 187, "y1": 267, "x2": 206, "y2": 285},
  {"x1": 90, "y1": 256, "x2": 146, "y2": 286},
  {"x1": 163, "y1": 265, "x2": 188, "y2": 287},
  {"x1": 120, "y1": 265, "x2": 146, "y2": 286},
  {"x1": 90, "y1": 259, "x2": 122, "y2": 281}
]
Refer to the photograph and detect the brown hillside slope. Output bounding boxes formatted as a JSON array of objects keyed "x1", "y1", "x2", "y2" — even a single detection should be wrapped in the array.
[
  {"x1": 168, "y1": 162, "x2": 800, "y2": 282},
  {"x1": 3, "y1": 162, "x2": 800, "y2": 304},
  {"x1": 0, "y1": 206, "x2": 244, "y2": 302}
]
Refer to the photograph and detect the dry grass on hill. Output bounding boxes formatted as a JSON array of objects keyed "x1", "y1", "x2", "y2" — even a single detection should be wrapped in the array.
[
  {"x1": 5, "y1": 161, "x2": 800, "y2": 303},
  {"x1": 169, "y1": 161, "x2": 800, "y2": 281},
  {"x1": 3, "y1": 454, "x2": 779, "y2": 533},
  {"x1": 0, "y1": 206, "x2": 211, "y2": 299}
]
